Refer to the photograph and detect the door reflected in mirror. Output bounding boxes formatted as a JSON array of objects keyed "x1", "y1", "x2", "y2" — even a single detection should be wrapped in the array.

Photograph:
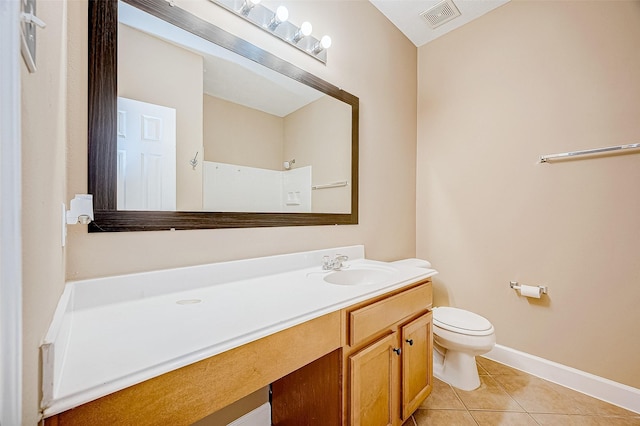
[{"x1": 117, "y1": 2, "x2": 352, "y2": 214}]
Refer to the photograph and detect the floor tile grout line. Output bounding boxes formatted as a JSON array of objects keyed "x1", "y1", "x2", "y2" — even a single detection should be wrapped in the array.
[
  {"x1": 529, "y1": 412, "x2": 544, "y2": 426},
  {"x1": 467, "y1": 408, "x2": 542, "y2": 413},
  {"x1": 485, "y1": 358, "x2": 560, "y2": 417},
  {"x1": 419, "y1": 359, "x2": 640, "y2": 424},
  {"x1": 449, "y1": 382, "x2": 469, "y2": 412},
  {"x1": 479, "y1": 357, "x2": 640, "y2": 418},
  {"x1": 451, "y1": 372, "x2": 528, "y2": 415},
  {"x1": 484, "y1": 368, "x2": 530, "y2": 414}
]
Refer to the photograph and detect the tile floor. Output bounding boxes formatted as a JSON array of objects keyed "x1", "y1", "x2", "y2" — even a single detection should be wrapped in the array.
[{"x1": 404, "y1": 357, "x2": 640, "y2": 426}]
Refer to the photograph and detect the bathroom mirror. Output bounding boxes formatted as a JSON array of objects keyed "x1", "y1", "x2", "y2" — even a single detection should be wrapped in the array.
[{"x1": 88, "y1": 0, "x2": 359, "y2": 231}]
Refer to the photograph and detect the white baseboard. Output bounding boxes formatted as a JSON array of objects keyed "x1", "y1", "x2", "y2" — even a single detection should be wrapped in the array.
[{"x1": 485, "y1": 344, "x2": 640, "y2": 414}]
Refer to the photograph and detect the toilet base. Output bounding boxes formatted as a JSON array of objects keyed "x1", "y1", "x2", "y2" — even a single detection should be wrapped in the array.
[{"x1": 433, "y1": 348, "x2": 481, "y2": 391}]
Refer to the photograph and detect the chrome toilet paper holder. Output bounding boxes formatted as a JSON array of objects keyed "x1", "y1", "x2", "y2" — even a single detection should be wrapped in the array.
[{"x1": 509, "y1": 281, "x2": 548, "y2": 294}]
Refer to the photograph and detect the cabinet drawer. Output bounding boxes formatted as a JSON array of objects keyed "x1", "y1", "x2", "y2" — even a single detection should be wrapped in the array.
[{"x1": 349, "y1": 282, "x2": 431, "y2": 347}]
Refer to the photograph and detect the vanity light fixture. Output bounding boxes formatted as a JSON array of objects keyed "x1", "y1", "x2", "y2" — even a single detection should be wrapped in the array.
[
  {"x1": 239, "y1": 0, "x2": 260, "y2": 16},
  {"x1": 267, "y1": 5, "x2": 288, "y2": 30},
  {"x1": 312, "y1": 35, "x2": 332, "y2": 54},
  {"x1": 208, "y1": 0, "x2": 332, "y2": 63},
  {"x1": 292, "y1": 21, "x2": 312, "y2": 43}
]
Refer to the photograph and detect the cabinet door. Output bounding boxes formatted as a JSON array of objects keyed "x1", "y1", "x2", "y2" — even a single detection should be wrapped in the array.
[
  {"x1": 401, "y1": 311, "x2": 433, "y2": 419},
  {"x1": 349, "y1": 333, "x2": 399, "y2": 426}
]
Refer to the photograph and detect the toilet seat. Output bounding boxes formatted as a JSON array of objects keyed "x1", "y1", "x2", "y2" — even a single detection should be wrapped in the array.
[{"x1": 433, "y1": 307, "x2": 494, "y2": 336}]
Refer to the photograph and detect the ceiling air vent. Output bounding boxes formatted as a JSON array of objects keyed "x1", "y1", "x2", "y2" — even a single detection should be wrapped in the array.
[{"x1": 420, "y1": 0, "x2": 461, "y2": 29}]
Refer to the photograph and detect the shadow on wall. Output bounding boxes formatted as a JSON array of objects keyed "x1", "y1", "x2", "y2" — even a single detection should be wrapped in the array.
[
  {"x1": 434, "y1": 277, "x2": 552, "y2": 308},
  {"x1": 515, "y1": 291, "x2": 552, "y2": 308},
  {"x1": 432, "y1": 278, "x2": 452, "y2": 307}
]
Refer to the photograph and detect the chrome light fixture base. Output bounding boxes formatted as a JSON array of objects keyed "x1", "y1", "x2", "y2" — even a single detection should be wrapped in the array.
[{"x1": 208, "y1": 0, "x2": 329, "y2": 63}]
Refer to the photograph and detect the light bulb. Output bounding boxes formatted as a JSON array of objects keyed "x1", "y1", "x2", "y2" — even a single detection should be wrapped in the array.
[
  {"x1": 275, "y1": 5, "x2": 288, "y2": 22},
  {"x1": 300, "y1": 21, "x2": 312, "y2": 37},
  {"x1": 312, "y1": 35, "x2": 332, "y2": 54},
  {"x1": 267, "y1": 5, "x2": 288, "y2": 30},
  {"x1": 292, "y1": 21, "x2": 312, "y2": 43},
  {"x1": 320, "y1": 35, "x2": 332, "y2": 49}
]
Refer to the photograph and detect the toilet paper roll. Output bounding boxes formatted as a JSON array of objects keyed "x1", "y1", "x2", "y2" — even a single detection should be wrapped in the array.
[{"x1": 520, "y1": 284, "x2": 542, "y2": 299}]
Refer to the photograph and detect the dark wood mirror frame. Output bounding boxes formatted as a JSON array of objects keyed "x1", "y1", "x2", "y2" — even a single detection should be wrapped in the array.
[{"x1": 88, "y1": 0, "x2": 359, "y2": 232}]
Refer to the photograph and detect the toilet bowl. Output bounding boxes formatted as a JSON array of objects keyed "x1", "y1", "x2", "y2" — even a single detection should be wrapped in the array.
[
  {"x1": 432, "y1": 306, "x2": 495, "y2": 391},
  {"x1": 390, "y1": 258, "x2": 496, "y2": 391}
]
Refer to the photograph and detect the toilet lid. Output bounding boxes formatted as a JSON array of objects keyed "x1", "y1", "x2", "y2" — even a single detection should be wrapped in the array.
[{"x1": 433, "y1": 307, "x2": 494, "y2": 336}]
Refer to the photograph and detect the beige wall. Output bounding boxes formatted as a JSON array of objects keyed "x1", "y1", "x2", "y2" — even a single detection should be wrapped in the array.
[
  {"x1": 21, "y1": 0, "x2": 417, "y2": 424},
  {"x1": 21, "y1": 0, "x2": 69, "y2": 423},
  {"x1": 204, "y1": 94, "x2": 352, "y2": 213},
  {"x1": 285, "y1": 96, "x2": 352, "y2": 213},
  {"x1": 417, "y1": 0, "x2": 640, "y2": 388},
  {"x1": 118, "y1": 24, "x2": 204, "y2": 211},
  {"x1": 65, "y1": 0, "x2": 417, "y2": 279},
  {"x1": 203, "y1": 94, "x2": 284, "y2": 170}
]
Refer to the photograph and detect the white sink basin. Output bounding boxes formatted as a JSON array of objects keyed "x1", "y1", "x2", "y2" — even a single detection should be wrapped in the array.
[{"x1": 323, "y1": 264, "x2": 397, "y2": 286}]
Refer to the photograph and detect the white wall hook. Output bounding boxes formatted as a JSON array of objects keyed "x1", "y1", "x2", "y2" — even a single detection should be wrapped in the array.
[
  {"x1": 20, "y1": 0, "x2": 46, "y2": 73},
  {"x1": 21, "y1": 12, "x2": 47, "y2": 28},
  {"x1": 66, "y1": 194, "x2": 94, "y2": 225}
]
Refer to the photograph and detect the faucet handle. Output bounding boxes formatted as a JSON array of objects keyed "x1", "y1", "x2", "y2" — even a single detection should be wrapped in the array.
[
  {"x1": 322, "y1": 254, "x2": 349, "y2": 270},
  {"x1": 333, "y1": 254, "x2": 349, "y2": 269},
  {"x1": 322, "y1": 255, "x2": 331, "y2": 270}
]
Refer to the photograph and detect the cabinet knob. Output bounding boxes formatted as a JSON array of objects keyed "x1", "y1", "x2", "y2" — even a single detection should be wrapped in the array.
[
  {"x1": 393, "y1": 348, "x2": 401, "y2": 355},
  {"x1": 405, "y1": 339, "x2": 414, "y2": 346}
]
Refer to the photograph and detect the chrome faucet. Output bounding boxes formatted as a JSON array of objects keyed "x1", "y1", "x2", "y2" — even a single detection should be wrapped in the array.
[{"x1": 322, "y1": 254, "x2": 349, "y2": 271}]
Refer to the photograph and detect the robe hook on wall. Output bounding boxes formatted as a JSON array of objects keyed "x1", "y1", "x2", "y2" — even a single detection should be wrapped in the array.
[{"x1": 190, "y1": 152, "x2": 199, "y2": 170}]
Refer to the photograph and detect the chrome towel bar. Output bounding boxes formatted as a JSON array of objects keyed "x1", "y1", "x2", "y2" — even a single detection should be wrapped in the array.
[
  {"x1": 539, "y1": 143, "x2": 640, "y2": 163},
  {"x1": 312, "y1": 181, "x2": 348, "y2": 190}
]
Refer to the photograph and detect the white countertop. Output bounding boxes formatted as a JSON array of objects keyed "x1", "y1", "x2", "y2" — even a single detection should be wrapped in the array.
[{"x1": 41, "y1": 245, "x2": 437, "y2": 417}]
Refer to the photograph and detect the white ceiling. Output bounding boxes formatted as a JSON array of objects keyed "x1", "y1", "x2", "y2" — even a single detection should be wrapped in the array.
[
  {"x1": 120, "y1": 1, "x2": 323, "y2": 117},
  {"x1": 369, "y1": 0, "x2": 510, "y2": 47},
  {"x1": 121, "y1": 0, "x2": 513, "y2": 117}
]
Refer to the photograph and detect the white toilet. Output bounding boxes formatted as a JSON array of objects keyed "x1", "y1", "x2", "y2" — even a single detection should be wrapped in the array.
[
  {"x1": 432, "y1": 306, "x2": 495, "y2": 391},
  {"x1": 392, "y1": 258, "x2": 496, "y2": 391}
]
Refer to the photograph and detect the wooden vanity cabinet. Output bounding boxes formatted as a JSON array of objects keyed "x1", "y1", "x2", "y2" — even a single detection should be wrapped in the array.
[
  {"x1": 45, "y1": 280, "x2": 432, "y2": 426},
  {"x1": 400, "y1": 311, "x2": 433, "y2": 419},
  {"x1": 349, "y1": 332, "x2": 398, "y2": 425},
  {"x1": 44, "y1": 312, "x2": 343, "y2": 426},
  {"x1": 272, "y1": 280, "x2": 433, "y2": 425},
  {"x1": 344, "y1": 280, "x2": 433, "y2": 426}
]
